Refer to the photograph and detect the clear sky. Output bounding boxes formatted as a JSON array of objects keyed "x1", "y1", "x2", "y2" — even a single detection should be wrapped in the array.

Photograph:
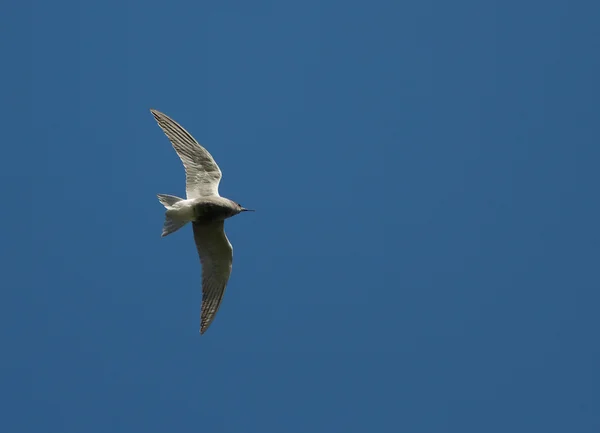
[{"x1": 2, "y1": 0, "x2": 599, "y2": 432}]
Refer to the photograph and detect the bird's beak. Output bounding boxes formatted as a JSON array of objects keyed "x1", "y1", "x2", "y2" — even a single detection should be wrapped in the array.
[{"x1": 241, "y1": 208, "x2": 255, "y2": 212}]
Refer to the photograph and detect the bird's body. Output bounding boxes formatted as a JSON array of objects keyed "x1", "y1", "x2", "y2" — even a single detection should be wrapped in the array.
[
  {"x1": 150, "y1": 109, "x2": 252, "y2": 335},
  {"x1": 165, "y1": 196, "x2": 240, "y2": 225}
]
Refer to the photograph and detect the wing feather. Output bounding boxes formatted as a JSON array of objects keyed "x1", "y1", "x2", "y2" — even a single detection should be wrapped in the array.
[
  {"x1": 192, "y1": 221, "x2": 233, "y2": 334},
  {"x1": 151, "y1": 109, "x2": 222, "y2": 198}
]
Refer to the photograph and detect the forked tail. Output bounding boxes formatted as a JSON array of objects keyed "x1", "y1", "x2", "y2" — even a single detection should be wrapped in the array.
[
  {"x1": 157, "y1": 194, "x2": 187, "y2": 237},
  {"x1": 157, "y1": 194, "x2": 183, "y2": 207}
]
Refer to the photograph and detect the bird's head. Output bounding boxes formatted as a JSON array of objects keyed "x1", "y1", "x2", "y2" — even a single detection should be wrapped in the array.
[{"x1": 234, "y1": 201, "x2": 255, "y2": 214}]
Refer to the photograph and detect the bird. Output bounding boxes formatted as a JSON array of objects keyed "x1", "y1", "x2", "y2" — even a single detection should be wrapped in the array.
[{"x1": 150, "y1": 109, "x2": 253, "y2": 335}]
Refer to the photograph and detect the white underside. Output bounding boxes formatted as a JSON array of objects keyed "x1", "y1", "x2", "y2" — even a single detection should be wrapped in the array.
[{"x1": 166, "y1": 199, "x2": 197, "y2": 221}]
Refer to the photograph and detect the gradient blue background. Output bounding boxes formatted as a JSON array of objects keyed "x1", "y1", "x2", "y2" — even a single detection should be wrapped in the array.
[{"x1": 2, "y1": 1, "x2": 599, "y2": 432}]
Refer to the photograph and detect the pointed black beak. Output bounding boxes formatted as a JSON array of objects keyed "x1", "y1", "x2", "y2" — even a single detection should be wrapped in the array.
[{"x1": 241, "y1": 208, "x2": 255, "y2": 212}]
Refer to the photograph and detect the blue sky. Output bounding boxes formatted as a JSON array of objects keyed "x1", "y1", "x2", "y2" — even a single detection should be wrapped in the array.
[{"x1": 2, "y1": 0, "x2": 599, "y2": 432}]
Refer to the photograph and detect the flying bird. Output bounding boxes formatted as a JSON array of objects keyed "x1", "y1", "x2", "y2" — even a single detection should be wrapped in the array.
[{"x1": 150, "y1": 109, "x2": 253, "y2": 335}]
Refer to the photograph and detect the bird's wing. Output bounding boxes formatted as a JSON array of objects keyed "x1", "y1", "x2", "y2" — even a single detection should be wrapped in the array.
[
  {"x1": 151, "y1": 109, "x2": 222, "y2": 199},
  {"x1": 193, "y1": 220, "x2": 233, "y2": 334}
]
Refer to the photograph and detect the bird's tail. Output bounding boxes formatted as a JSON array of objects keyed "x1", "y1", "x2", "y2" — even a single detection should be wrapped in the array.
[
  {"x1": 157, "y1": 194, "x2": 187, "y2": 237},
  {"x1": 157, "y1": 194, "x2": 183, "y2": 208}
]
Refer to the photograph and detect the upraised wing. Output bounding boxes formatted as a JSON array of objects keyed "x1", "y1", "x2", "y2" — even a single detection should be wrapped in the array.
[{"x1": 151, "y1": 109, "x2": 222, "y2": 198}]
